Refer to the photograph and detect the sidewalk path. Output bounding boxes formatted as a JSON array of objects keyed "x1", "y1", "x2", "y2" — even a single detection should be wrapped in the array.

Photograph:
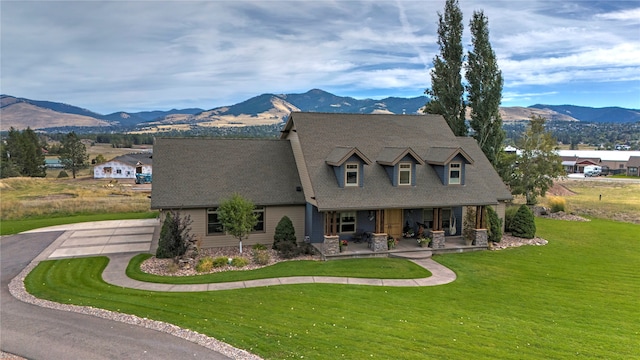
[{"x1": 103, "y1": 253, "x2": 457, "y2": 291}]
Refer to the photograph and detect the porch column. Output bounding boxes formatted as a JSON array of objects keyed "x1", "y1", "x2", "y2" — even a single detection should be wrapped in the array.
[
  {"x1": 323, "y1": 235, "x2": 340, "y2": 255},
  {"x1": 473, "y1": 229, "x2": 488, "y2": 247},
  {"x1": 429, "y1": 230, "x2": 445, "y2": 249},
  {"x1": 433, "y1": 208, "x2": 443, "y2": 231},
  {"x1": 475, "y1": 206, "x2": 485, "y2": 229},
  {"x1": 371, "y1": 233, "x2": 388, "y2": 252},
  {"x1": 375, "y1": 210, "x2": 384, "y2": 233}
]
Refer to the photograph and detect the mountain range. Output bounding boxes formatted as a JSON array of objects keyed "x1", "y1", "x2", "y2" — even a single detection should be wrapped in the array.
[{"x1": 1, "y1": 89, "x2": 639, "y2": 132}]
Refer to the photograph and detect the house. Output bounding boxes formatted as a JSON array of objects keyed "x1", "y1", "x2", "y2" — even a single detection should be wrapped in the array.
[
  {"x1": 94, "y1": 153, "x2": 152, "y2": 179},
  {"x1": 151, "y1": 112, "x2": 513, "y2": 254},
  {"x1": 627, "y1": 156, "x2": 640, "y2": 177}
]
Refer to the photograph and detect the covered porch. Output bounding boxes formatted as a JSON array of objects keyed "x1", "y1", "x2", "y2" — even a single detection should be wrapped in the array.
[{"x1": 316, "y1": 206, "x2": 489, "y2": 257}]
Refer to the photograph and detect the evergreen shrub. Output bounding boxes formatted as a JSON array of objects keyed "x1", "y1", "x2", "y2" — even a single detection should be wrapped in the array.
[{"x1": 511, "y1": 204, "x2": 536, "y2": 239}]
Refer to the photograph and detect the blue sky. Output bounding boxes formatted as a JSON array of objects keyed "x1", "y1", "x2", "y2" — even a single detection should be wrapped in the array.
[{"x1": 1, "y1": 0, "x2": 639, "y2": 114}]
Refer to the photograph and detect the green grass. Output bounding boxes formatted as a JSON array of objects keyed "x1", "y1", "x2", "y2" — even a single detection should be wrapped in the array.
[
  {"x1": 25, "y1": 218, "x2": 640, "y2": 359},
  {"x1": 127, "y1": 254, "x2": 431, "y2": 283},
  {"x1": 0, "y1": 211, "x2": 158, "y2": 235}
]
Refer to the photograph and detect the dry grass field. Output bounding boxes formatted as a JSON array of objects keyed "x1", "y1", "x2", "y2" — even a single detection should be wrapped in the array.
[
  {"x1": 0, "y1": 177, "x2": 151, "y2": 220},
  {"x1": 541, "y1": 179, "x2": 640, "y2": 224}
]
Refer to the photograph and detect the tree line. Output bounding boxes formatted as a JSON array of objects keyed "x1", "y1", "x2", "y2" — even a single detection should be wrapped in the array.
[{"x1": 1, "y1": 128, "x2": 88, "y2": 179}]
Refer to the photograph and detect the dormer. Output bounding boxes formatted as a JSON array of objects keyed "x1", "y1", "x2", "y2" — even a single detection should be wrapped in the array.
[
  {"x1": 424, "y1": 147, "x2": 474, "y2": 185},
  {"x1": 376, "y1": 147, "x2": 425, "y2": 186},
  {"x1": 325, "y1": 147, "x2": 372, "y2": 188}
]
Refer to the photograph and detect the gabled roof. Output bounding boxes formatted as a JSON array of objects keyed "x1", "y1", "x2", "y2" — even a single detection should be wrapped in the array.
[
  {"x1": 424, "y1": 146, "x2": 474, "y2": 165},
  {"x1": 282, "y1": 112, "x2": 512, "y2": 211},
  {"x1": 151, "y1": 138, "x2": 305, "y2": 209},
  {"x1": 627, "y1": 156, "x2": 640, "y2": 167},
  {"x1": 110, "y1": 153, "x2": 153, "y2": 167},
  {"x1": 376, "y1": 147, "x2": 425, "y2": 166},
  {"x1": 325, "y1": 147, "x2": 372, "y2": 166}
]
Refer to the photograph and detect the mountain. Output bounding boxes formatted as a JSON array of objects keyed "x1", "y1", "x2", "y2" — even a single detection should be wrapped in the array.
[
  {"x1": 529, "y1": 104, "x2": 640, "y2": 123},
  {"x1": 2, "y1": 91, "x2": 639, "y2": 132}
]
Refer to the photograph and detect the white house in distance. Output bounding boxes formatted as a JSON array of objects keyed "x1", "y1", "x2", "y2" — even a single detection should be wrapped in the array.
[
  {"x1": 557, "y1": 150, "x2": 640, "y2": 175},
  {"x1": 94, "y1": 153, "x2": 152, "y2": 179}
]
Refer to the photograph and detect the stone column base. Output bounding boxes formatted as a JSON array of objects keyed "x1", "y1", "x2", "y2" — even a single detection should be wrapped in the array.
[
  {"x1": 323, "y1": 235, "x2": 339, "y2": 255},
  {"x1": 474, "y1": 229, "x2": 488, "y2": 247},
  {"x1": 429, "y1": 230, "x2": 445, "y2": 249},
  {"x1": 371, "y1": 233, "x2": 388, "y2": 252}
]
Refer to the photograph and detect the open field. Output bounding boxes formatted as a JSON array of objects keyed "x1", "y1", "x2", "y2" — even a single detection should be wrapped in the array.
[
  {"x1": 26, "y1": 218, "x2": 640, "y2": 359},
  {"x1": 542, "y1": 179, "x2": 640, "y2": 224},
  {"x1": 0, "y1": 177, "x2": 153, "y2": 222}
]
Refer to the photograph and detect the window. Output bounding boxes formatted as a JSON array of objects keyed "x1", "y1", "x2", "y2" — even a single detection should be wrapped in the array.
[
  {"x1": 399, "y1": 163, "x2": 412, "y2": 185},
  {"x1": 207, "y1": 208, "x2": 223, "y2": 234},
  {"x1": 207, "y1": 207, "x2": 265, "y2": 235},
  {"x1": 449, "y1": 163, "x2": 461, "y2": 184},
  {"x1": 254, "y1": 206, "x2": 265, "y2": 232},
  {"x1": 423, "y1": 209, "x2": 433, "y2": 230},
  {"x1": 339, "y1": 212, "x2": 356, "y2": 233},
  {"x1": 116, "y1": 169, "x2": 122, "y2": 175},
  {"x1": 345, "y1": 163, "x2": 359, "y2": 186}
]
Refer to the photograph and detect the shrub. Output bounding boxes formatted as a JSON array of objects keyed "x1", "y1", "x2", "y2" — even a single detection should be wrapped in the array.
[
  {"x1": 463, "y1": 206, "x2": 476, "y2": 244},
  {"x1": 548, "y1": 196, "x2": 567, "y2": 213},
  {"x1": 277, "y1": 241, "x2": 300, "y2": 259},
  {"x1": 511, "y1": 204, "x2": 536, "y2": 239},
  {"x1": 212, "y1": 257, "x2": 229, "y2": 268},
  {"x1": 231, "y1": 257, "x2": 249, "y2": 267},
  {"x1": 195, "y1": 257, "x2": 214, "y2": 273},
  {"x1": 252, "y1": 243, "x2": 267, "y2": 251},
  {"x1": 299, "y1": 242, "x2": 317, "y2": 255},
  {"x1": 273, "y1": 216, "x2": 296, "y2": 252},
  {"x1": 504, "y1": 205, "x2": 520, "y2": 233},
  {"x1": 57, "y1": 170, "x2": 69, "y2": 178},
  {"x1": 252, "y1": 248, "x2": 271, "y2": 265},
  {"x1": 486, "y1": 206, "x2": 503, "y2": 243},
  {"x1": 156, "y1": 210, "x2": 194, "y2": 259}
]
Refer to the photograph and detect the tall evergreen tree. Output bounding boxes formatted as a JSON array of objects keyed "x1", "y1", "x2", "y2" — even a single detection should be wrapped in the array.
[
  {"x1": 0, "y1": 127, "x2": 45, "y2": 178},
  {"x1": 424, "y1": 0, "x2": 467, "y2": 136},
  {"x1": 465, "y1": 10, "x2": 504, "y2": 167},
  {"x1": 59, "y1": 132, "x2": 88, "y2": 179}
]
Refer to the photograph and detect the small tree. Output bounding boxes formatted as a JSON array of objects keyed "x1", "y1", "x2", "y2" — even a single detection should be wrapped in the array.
[
  {"x1": 156, "y1": 210, "x2": 194, "y2": 259},
  {"x1": 59, "y1": 132, "x2": 88, "y2": 179},
  {"x1": 486, "y1": 206, "x2": 503, "y2": 243},
  {"x1": 273, "y1": 216, "x2": 297, "y2": 258},
  {"x1": 511, "y1": 204, "x2": 536, "y2": 239},
  {"x1": 463, "y1": 206, "x2": 476, "y2": 245},
  {"x1": 217, "y1": 193, "x2": 257, "y2": 254}
]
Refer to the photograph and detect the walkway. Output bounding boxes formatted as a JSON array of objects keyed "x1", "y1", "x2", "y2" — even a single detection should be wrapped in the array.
[
  {"x1": 24, "y1": 219, "x2": 457, "y2": 290},
  {"x1": 102, "y1": 253, "x2": 457, "y2": 291}
]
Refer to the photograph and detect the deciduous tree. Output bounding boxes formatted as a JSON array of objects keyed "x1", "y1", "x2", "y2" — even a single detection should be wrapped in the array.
[
  {"x1": 424, "y1": 0, "x2": 467, "y2": 136},
  {"x1": 465, "y1": 10, "x2": 504, "y2": 167},
  {"x1": 509, "y1": 115, "x2": 565, "y2": 205},
  {"x1": 217, "y1": 193, "x2": 258, "y2": 254},
  {"x1": 59, "y1": 132, "x2": 88, "y2": 179}
]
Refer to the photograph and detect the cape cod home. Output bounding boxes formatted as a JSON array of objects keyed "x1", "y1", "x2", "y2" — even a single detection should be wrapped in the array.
[
  {"x1": 151, "y1": 112, "x2": 513, "y2": 255},
  {"x1": 94, "y1": 153, "x2": 153, "y2": 179}
]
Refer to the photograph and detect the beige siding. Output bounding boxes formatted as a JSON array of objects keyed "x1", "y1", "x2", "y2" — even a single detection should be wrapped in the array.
[
  {"x1": 168, "y1": 206, "x2": 305, "y2": 249},
  {"x1": 286, "y1": 129, "x2": 316, "y2": 206},
  {"x1": 496, "y1": 201, "x2": 507, "y2": 231}
]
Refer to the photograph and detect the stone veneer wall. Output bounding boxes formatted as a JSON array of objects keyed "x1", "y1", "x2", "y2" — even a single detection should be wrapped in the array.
[
  {"x1": 323, "y1": 235, "x2": 340, "y2": 255},
  {"x1": 371, "y1": 233, "x2": 388, "y2": 252},
  {"x1": 474, "y1": 229, "x2": 488, "y2": 247},
  {"x1": 429, "y1": 230, "x2": 445, "y2": 249}
]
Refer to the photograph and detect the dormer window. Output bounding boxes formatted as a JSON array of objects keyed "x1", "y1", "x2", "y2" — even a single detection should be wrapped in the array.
[
  {"x1": 345, "y1": 163, "x2": 359, "y2": 186},
  {"x1": 449, "y1": 163, "x2": 461, "y2": 184},
  {"x1": 399, "y1": 163, "x2": 412, "y2": 185}
]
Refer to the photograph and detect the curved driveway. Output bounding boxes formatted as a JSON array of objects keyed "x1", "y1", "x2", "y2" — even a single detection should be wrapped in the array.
[{"x1": 1, "y1": 232, "x2": 232, "y2": 360}]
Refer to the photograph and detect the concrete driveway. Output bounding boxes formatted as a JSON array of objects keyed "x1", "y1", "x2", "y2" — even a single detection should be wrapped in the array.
[
  {"x1": 23, "y1": 219, "x2": 158, "y2": 260},
  {"x1": 1, "y1": 220, "x2": 234, "y2": 360}
]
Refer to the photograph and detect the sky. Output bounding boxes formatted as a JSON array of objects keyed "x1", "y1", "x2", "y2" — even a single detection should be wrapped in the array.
[{"x1": 1, "y1": 0, "x2": 639, "y2": 114}]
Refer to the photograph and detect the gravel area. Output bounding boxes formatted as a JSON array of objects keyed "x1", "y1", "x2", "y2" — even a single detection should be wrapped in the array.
[
  {"x1": 8, "y1": 259, "x2": 263, "y2": 360},
  {"x1": 490, "y1": 234, "x2": 548, "y2": 250}
]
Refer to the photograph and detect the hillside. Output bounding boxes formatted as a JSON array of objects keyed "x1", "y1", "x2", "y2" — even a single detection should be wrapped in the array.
[{"x1": 2, "y1": 91, "x2": 638, "y2": 132}]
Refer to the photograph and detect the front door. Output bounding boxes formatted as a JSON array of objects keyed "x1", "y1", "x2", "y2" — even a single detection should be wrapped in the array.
[{"x1": 384, "y1": 209, "x2": 403, "y2": 239}]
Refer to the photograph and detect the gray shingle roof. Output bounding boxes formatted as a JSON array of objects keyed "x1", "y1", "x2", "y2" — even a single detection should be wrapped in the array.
[
  {"x1": 325, "y1": 147, "x2": 372, "y2": 166},
  {"x1": 424, "y1": 147, "x2": 473, "y2": 165},
  {"x1": 376, "y1": 147, "x2": 425, "y2": 166},
  {"x1": 627, "y1": 156, "x2": 640, "y2": 167},
  {"x1": 151, "y1": 138, "x2": 305, "y2": 209},
  {"x1": 111, "y1": 153, "x2": 153, "y2": 167},
  {"x1": 283, "y1": 112, "x2": 512, "y2": 211}
]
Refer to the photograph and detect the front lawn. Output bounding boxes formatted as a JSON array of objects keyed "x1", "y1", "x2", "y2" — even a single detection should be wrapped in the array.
[{"x1": 25, "y1": 218, "x2": 640, "y2": 359}]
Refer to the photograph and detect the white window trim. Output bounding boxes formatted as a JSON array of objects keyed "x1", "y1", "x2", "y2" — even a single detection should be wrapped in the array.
[
  {"x1": 339, "y1": 211, "x2": 356, "y2": 233},
  {"x1": 449, "y1": 162, "x2": 461, "y2": 185},
  {"x1": 345, "y1": 163, "x2": 359, "y2": 187},
  {"x1": 399, "y1": 162, "x2": 412, "y2": 185}
]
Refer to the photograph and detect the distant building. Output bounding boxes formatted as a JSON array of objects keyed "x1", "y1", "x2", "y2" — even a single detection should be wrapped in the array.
[
  {"x1": 44, "y1": 158, "x2": 63, "y2": 169},
  {"x1": 557, "y1": 150, "x2": 640, "y2": 174},
  {"x1": 93, "y1": 153, "x2": 152, "y2": 179}
]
